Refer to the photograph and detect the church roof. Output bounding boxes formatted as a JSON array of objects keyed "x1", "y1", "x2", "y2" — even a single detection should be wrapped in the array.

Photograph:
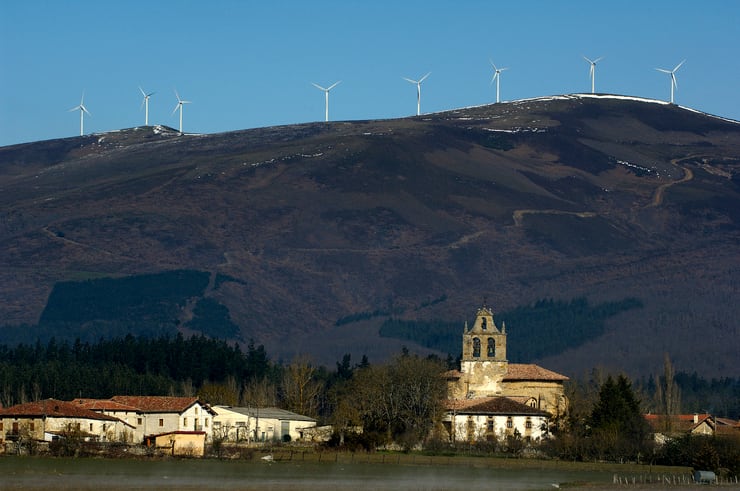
[
  {"x1": 503, "y1": 363, "x2": 569, "y2": 381},
  {"x1": 445, "y1": 396, "x2": 548, "y2": 416}
]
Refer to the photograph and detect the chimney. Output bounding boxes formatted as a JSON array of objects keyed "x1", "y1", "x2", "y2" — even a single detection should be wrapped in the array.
[{"x1": 693, "y1": 413, "x2": 698, "y2": 424}]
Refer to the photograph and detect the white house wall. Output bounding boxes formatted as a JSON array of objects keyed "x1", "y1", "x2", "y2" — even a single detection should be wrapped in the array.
[
  {"x1": 448, "y1": 414, "x2": 548, "y2": 442},
  {"x1": 213, "y1": 408, "x2": 316, "y2": 442}
]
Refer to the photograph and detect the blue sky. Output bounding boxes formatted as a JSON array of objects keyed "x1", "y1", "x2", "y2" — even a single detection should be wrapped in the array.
[{"x1": 1, "y1": 1, "x2": 738, "y2": 146}]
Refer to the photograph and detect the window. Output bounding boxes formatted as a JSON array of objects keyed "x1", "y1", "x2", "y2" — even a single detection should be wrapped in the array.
[
  {"x1": 89, "y1": 423, "x2": 93, "y2": 431},
  {"x1": 30, "y1": 422, "x2": 35, "y2": 431},
  {"x1": 159, "y1": 419, "x2": 164, "y2": 427},
  {"x1": 205, "y1": 419, "x2": 209, "y2": 427},
  {"x1": 487, "y1": 418, "x2": 494, "y2": 432},
  {"x1": 466, "y1": 417, "x2": 475, "y2": 441},
  {"x1": 506, "y1": 417, "x2": 513, "y2": 429},
  {"x1": 472, "y1": 337, "x2": 481, "y2": 357},
  {"x1": 528, "y1": 399, "x2": 537, "y2": 408},
  {"x1": 0, "y1": 422, "x2": 3, "y2": 431},
  {"x1": 481, "y1": 318, "x2": 487, "y2": 330},
  {"x1": 137, "y1": 417, "x2": 143, "y2": 425},
  {"x1": 183, "y1": 417, "x2": 188, "y2": 427},
  {"x1": 487, "y1": 338, "x2": 495, "y2": 357},
  {"x1": 525, "y1": 418, "x2": 532, "y2": 429}
]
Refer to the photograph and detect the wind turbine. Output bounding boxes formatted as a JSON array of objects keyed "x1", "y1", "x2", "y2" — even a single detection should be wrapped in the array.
[
  {"x1": 655, "y1": 60, "x2": 685, "y2": 103},
  {"x1": 172, "y1": 89, "x2": 191, "y2": 133},
  {"x1": 311, "y1": 81, "x2": 341, "y2": 122},
  {"x1": 68, "y1": 92, "x2": 91, "y2": 136},
  {"x1": 583, "y1": 55, "x2": 604, "y2": 94},
  {"x1": 139, "y1": 87, "x2": 155, "y2": 126},
  {"x1": 402, "y1": 72, "x2": 431, "y2": 116},
  {"x1": 489, "y1": 60, "x2": 508, "y2": 103}
]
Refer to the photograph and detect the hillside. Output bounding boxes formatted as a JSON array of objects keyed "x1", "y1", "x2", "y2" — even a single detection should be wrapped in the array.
[{"x1": 1, "y1": 94, "x2": 739, "y2": 378}]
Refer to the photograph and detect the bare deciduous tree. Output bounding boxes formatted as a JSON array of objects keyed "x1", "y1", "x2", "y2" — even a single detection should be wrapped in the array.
[{"x1": 281, "y1": 356, "x2": 322, "y2": 418}]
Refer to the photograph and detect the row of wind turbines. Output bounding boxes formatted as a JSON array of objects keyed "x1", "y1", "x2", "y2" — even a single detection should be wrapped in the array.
[
  {"x1": 69, "y1": 87, "x2": 191, "y2": 136},
  {"x1": 68, "y1": 57, "x2": 687, "y2": 136},
  {"x1": 310, "y1": 57, "x2": 686, "y2": 122}
]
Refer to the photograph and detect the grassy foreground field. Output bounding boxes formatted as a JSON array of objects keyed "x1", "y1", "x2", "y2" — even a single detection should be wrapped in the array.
[{"x1": 0, "y1": 452, "x2": 707, "y2": 491}]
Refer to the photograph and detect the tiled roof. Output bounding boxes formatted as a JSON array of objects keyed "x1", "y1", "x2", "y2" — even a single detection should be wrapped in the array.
[
  {"x1": 445, "y1": 397, "x2": 549, "y2": 416},
  {"x1": 503, "y1": 364, "x2": 569, "y2": 381},
  {"x1": 154, "y1": 431, "x2": 206, "y2": 436},
  {"x1": 645, "y1": 413, "x2": 711, "y2": 433},
  {"x1": 71, "y1": 398, "x2": 140, "y2": 412},
  {"x1": 0, "y1": 399, "x2": 121, "y2": 422},
  {"x1": 716, "y1": 417, "x2": 740, "y2": 428},
  {"x1": 110, "y1": 396, "x2": 202, "y2": 414},
  {"x1": 645, "y1": 414, "x2": 740, "y2": 435}
]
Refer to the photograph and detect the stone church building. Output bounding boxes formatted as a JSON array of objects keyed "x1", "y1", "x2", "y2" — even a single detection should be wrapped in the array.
[{"x1": 443, "y1": 303, "x2": 569, "y2": 442}]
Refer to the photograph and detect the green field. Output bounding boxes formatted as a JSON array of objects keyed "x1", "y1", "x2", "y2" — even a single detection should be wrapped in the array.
[{"x1": 0, "y1": 454, "x2": 695, "y2": 491}]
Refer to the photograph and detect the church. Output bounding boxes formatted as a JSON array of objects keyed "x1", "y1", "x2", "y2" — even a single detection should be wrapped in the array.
[{"x1": 443, "y1": 303, "x2": 569, "y2": 443}]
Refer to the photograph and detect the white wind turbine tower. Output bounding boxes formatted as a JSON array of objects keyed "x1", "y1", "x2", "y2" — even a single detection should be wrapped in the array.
[
  {"x1": 655, "y1": 60, "x2": 685, "y2": 103},
  {"x1": 172, "y1": 89, "x2": 191, "y2": 133},
  {"x1": 489, "y1": 60, "x2": 508, "y2": 103},
  {"x1": 583, "y1": 55, "x2": 604, "y2": 94},
  {"x1": 69, "y1": 92, "x2": 91, "y2": 136},
  {"x1": 402, "y1": 72, "x2": 431, "y2": 116},
  {"x1": 311, "y1": 81, "x2": 341, "y2": 122},
  {"x1": 139, "y1": 87, "x2": 155, "y2": 126}
]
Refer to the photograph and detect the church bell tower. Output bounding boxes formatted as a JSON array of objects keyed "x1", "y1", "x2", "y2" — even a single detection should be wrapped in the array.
[{"x1": 459, "y1": 302, "x2": 508, "y2": 397}]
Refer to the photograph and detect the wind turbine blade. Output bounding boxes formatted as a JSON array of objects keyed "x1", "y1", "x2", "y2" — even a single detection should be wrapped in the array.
[
  {"x1": 594, "y1": 56, "x2": 604, "y2": 63},
  {"x1": 312, "y1": 82, "x2": 327, "y2": 91},
  {"x1": 139, "y1": 86, "x2": 146, "y2": 97},
  {"x1": 419, "y1": 72, "x2": 431, "y2": 83},
  {"x1": 402, "y1": 77, "x2": 416, "y2": 84},
  {"x1": 490, "y1": 59, "x2": 498, "y2": 71},
  {"x1": 490, "y1": 72, "x2": 497, "y2": 85},
  {"x1": 327, "y1": 80, "x2": 341, "y2": 91},
  {"x1": 172, "y1": 104, "x2": 180, "y2": 115},
  {"x1": 68, "y1": 105, "x2": 81, "y2": 112},
  {"x1": 673, "y1": 59, "x2": 686, "y2": 72},
  {"x1": 174, "y1": 89, "x2": 181, "y2": 102},
  {"x1": 583, "y1": 55, "x2": 593, "y2": 64},
  {"x1": 81, "y1": 106, "x2": 91, "y2": 116},
  {"x1": 655, "y1": 68, "x2": 671, "y2": 74},
  {"x1": 500, "y1": 67, "x2": 509, "y2": 72}
]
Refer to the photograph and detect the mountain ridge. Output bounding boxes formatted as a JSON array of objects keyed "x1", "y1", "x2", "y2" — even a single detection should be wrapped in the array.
[{"x1": 1, "y1": 94, "x2": 739, "y2": 378}]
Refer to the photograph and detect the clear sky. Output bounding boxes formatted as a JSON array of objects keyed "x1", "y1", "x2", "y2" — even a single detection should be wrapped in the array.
[{"x1": 1, "y1": 1, "x2": 738, "y2": 147}]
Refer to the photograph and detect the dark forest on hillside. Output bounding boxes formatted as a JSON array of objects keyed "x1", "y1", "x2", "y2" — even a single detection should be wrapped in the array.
[{"x1": 0, "y1": 334, "x2": 737, "y2": 419}]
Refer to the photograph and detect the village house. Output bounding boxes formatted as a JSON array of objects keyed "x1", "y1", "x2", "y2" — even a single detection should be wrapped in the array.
[
  {"x1": 0, "y1": 399, "x2": 133, "y2": 446},
  {"x1": 152, "y1": 431, "x2": 207, "y2": 457},
  {"x1": 74, "y1": 396, "x2": 216, "y2": 443},
  {"x1": 645, "y1": 413, "x2": 740, "y2": 445},
  {"x1": 444, "y1": 303, "x2": 569, "y2": 442},
  {"x1": 212, "y1": 405, "x2": 317, "y2": 443}
]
